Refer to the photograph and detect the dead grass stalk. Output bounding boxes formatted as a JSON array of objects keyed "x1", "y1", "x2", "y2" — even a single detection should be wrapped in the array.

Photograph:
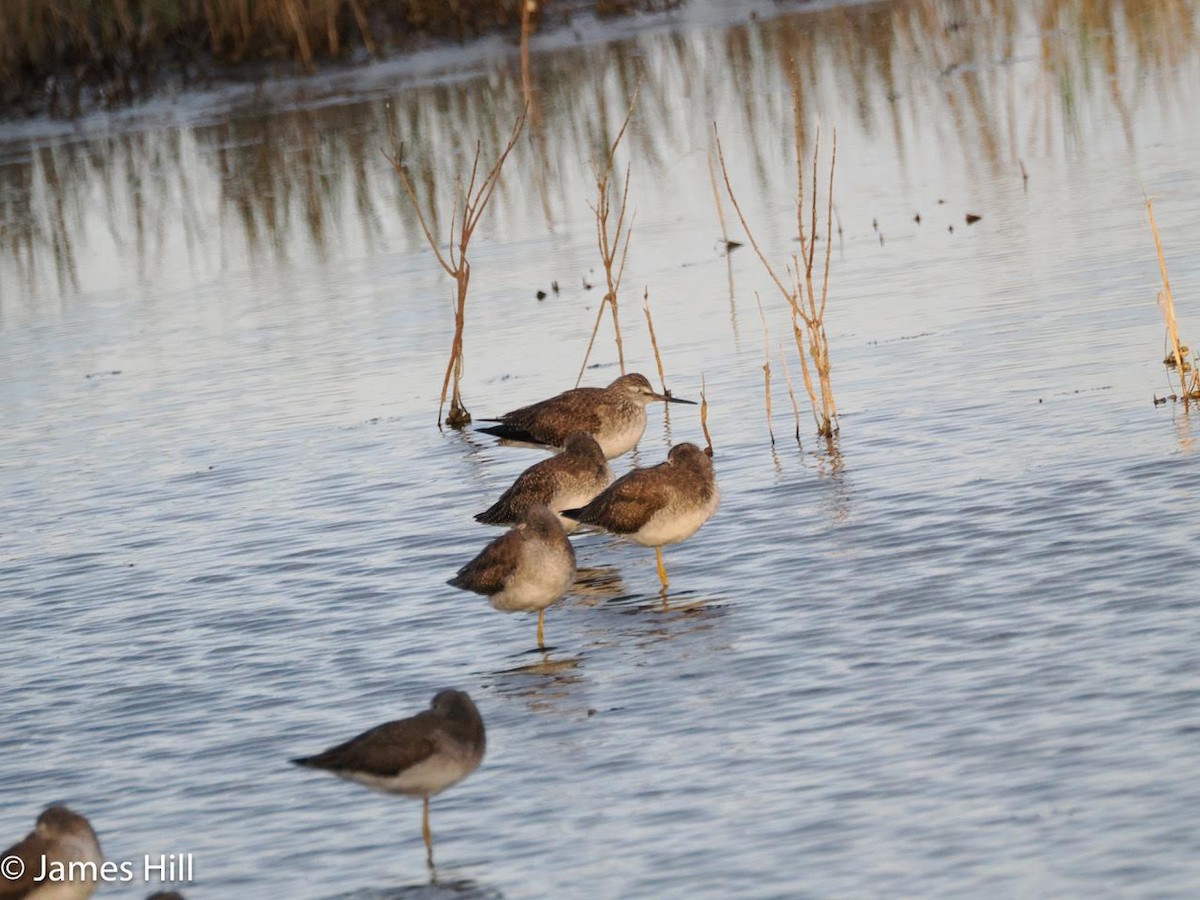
[
  {"x1": 1147, "y1": 197, "x2": 1200, "y2": 402},
  {"x1": 643, "y1": 287, "x2": 669, "y2": 394},
  {"x1": 386, "y1": 108, "x2": 527, "y2": 427},
  {"x1": 577, "y1": 83, "x2": 641, "y2": 386},
  {"x1": 714, "y1": 100, "x2": 839, "y2": 438},
  {"x1": 756, "y1": 293, "x2": 775, "y2": 446},
  {"x1": 700, "y1": 374, "x2": 714, "y2": 457}
]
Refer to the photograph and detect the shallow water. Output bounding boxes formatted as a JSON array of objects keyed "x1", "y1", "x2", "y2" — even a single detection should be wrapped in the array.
[{"x1": 2, "y1": 0, "x2": 1200, "y2": 896}]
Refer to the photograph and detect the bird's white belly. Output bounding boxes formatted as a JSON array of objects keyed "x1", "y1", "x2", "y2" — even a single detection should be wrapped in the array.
[
  {"x1": 597, "y1": 415, "x2": 646, "y2": 459},
  {"x1": 633, "y1": 486, "x2": 720, "y2": 547},
  {"x1": 341, "y1": 753, "x2": 476, "y2": 798},
  {"x1": 490, "y1": 543, "x2": 574, "y2": 612}
]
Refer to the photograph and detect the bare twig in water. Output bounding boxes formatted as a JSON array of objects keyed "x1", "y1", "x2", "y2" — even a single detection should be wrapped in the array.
[
  {"x1": 778, "y1": 342, "x2": 803, "y2": 446},
  {"x1": 386, "y1": 107, "x2": 527, "y2": 427},
  {"x1": 643, "y1": 286, "x2": 668, "y2": 394},
  {"x1": 756, "y1": 293, "x2": 775, "y2": 446},
  {"x1": 700, "y1": 374, "x2": 713, "y2": 457},
  {"x1": 714, "y1": 85, "x2": 839, "y2": 438},
  {"x1": 1147, "y1": 197, "x2": 1200, "y2": 403},
  {"x1": 708, "y1": 150, "x2": 739, "y2": 337},
  {"x1": 577, "y1": 81, "x2": 641, "y2": 386}
]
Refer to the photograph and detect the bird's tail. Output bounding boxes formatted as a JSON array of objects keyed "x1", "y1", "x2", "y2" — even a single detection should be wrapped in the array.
[{"x1": 476, "y1": 423, "x2": 546, "y2": 446}]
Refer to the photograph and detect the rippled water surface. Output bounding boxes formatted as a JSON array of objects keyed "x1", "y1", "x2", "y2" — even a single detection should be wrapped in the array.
[{"x1": 3, "y1": 0, "x2": 1200, "y2": 896}]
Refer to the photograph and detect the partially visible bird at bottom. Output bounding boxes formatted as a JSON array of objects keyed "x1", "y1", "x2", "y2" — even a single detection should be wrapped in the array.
[
  {"x1": 450, "y1": 504, "x2": 576, "y2": 648},
  {"x1": 475, "y1": 431, "x2": 612, "y2": 533},
  {"x1": 291, "y1": 689, "x2": 486, "y2": 869},
  {"x1": 563, "y1": 442, "x2": 718, "y2": 589},
  {"x1": 0, "y1": 805, "x2": 103, "y2": 900}
]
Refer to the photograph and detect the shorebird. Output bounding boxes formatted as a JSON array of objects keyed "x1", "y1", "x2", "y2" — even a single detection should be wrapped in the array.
[
  {"x1": 475, "y1": 432, "x2": 612, "y2": 533},
  {"x1": 449, "y1": 504, "x2": 575, "y2": 648},
  {"x1": 563, "y1": 442, "x2": 718, "y2": 589},
  {"x1": 291, "y1": 689, "x2": 486, "y2": 868},
  {"x1": 476, "y1": 372, "x2": 695, "y2": 459},
  {"x1": 0, "y1": 805, "x2": 104, "y2": 900}
]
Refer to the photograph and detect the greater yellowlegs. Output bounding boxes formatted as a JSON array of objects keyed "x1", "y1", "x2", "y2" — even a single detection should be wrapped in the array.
[
  {"x1": 477, "y1": 372, "x2": 695, "y2": 459},
  {"x1": 449, "y1": 504, "x2": 575, "y2": 647},
  {"x1": 563, "y1": 442, "x2": 718, "y2": 588},
  {"x1": 475, "y1": 432, "x2": 612, "y2": 533},
  {"x1": 291, "y1": 689, "x2": 486, "y2": 868},
  {"x1": 0, "y1": 806, "x2": 103, "y2": 899}
]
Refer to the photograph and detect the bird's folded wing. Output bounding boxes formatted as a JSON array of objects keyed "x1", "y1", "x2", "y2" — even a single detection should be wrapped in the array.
[
  {"x1": 450, "y1": 530, "x2": 523, "y2": 594},
  {"x1": 584, "y1": 471, "x2": 670, "y2": 533},
  {"x1": 307, "y1": 718, "x2": 439, "y2": 777}
]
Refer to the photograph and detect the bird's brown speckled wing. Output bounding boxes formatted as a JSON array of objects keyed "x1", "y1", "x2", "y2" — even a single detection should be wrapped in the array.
[
  {"x1": 0, "y1": 830, "x2": 47, "y2": 898},
  {"x1": 574, "y1": 467, "x2": 670, "y2": 533},
  {"x1": 503, "y1": 388, "x2": 609, "y2": 445},
  {"x1": 448, "y1": 529, "x2": 523, "y2": 596},
  {"x1": 294, "y1": 715, "x2": 439, "y2": 778},
  {"x1": 475, "y1": 458, "x2": 560, "y2": 524}
]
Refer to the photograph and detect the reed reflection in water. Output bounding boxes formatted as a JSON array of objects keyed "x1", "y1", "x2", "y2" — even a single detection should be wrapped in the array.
[{"x1": 1, "y1": 0, "x2": 1196, "y2": 317}]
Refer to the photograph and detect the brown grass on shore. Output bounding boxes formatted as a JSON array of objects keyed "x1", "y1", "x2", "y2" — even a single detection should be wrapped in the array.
[
  {"x1": 1, "y1": 0, "x2": 641, "y2": 115},
  {"x1": 1146, "y1": 197, "x2": 1200, "y2": 403},
  {"x1": 386, "y1": 108, "x2": 526, "y2": 428},
  {"x1": 576, "y1": 83, "x2": 640, "y2": 386}
]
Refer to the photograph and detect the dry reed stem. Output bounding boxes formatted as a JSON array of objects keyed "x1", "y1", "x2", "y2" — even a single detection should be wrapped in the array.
[
  {"x1": 386, "y1": 107, "x2": 527, "y2": 427},
  {"x1": 778, "y1": 343, "x2": 803, "y2": 445},
  {"x1": 713, "y1": 110, "x2": 839, "y2": 438},
  {"x1": 700, "y1": 374, "x2": 714, "y2": 457},
  {"x1": 520, "y1": 0, "x2": 535, "y2": 108},
  {"x1": 1146, "y1": 197, "x2": 1199, "y2": 401},
  {"x1": 708, "y1": 150, "x2": 739, "y2": 336},
  {"x1": 707, "y1": 152, "x2": 731, "y2": 247},
  {"x1": 643, "y1": 286, "x2": 668, "y2": 394},
  {"x1": 577, "y1": 82, "x2": 641, "y2": 386},
  {"x1": 756, "y1": 293, "x2": 775, "y2": 446}
]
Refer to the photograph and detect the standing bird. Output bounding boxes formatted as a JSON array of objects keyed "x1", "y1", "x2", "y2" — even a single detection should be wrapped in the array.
[
  {"x1": 563, "y1": 442, "x2": 718, "y2": 589},
  {"x1": 291, "y1": 689, "x2": 486, "y2": 868},
  {"x1": 449, "y1": 504, "x2": 575, "y2": 648},
  {"x1": 476, "y1": 372, "x2": 696, "y2": 459},
  {"x1": 0, "y1": 805, "x2": 103, "y2": 900},
  {"x1": 475, "y1": 432, "x2": 612, "y2": 533}
]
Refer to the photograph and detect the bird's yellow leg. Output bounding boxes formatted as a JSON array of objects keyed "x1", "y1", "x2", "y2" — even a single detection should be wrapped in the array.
[
  {"x1": 655, "y1": 546, "x2": 669, "y2": 588},
  {"x1": 537, "y1": 609, "x2": 546, "y2": 648},
  {"x1": 422, "y1": 797, "x2": 433, "y2": 867}
]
